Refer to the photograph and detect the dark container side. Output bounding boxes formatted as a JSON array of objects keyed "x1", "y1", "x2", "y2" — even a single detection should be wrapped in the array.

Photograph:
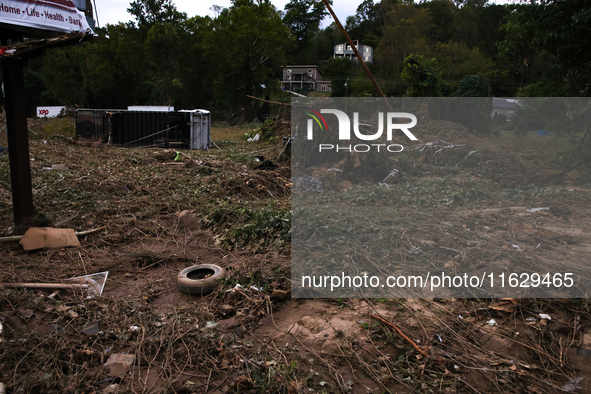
[{"x1": 76, "y1": 109, "x2": 193, "y2": 148}]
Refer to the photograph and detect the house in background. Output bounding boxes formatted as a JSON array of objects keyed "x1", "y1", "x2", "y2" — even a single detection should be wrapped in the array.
[
  {"x1": 281, "y1": 65, "x2": 331, "y2": 92},
  {"x1": 334, "y1": 40, "x2": 373, "y2": 63},
  {"x1": 492, "y1": 98, "x2": 520, "y2": 120}
]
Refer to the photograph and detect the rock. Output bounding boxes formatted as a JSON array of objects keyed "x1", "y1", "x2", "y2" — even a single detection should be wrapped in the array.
[
  {"x1": 218, "y1": 318, "x2": 240, "y2": 329},
  {"x1": 270, "y1": 289, "x2": 288, "y2": 301},
  {"x1": 81, "y1": 322, "x2": 100, "y2": 336},
  {"x1": 104, "y1": 353, "x2": 136, "y2": 376},
  {"x1": 444, "y1": 260, "x2": 460, "y2": 272},
  {"x1": 103, "y1": 384, "x2": 119, "y2": 394}
]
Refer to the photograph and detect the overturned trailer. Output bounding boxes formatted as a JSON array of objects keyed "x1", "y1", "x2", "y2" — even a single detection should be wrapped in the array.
[{"x1": 75, "y1": 108, "x2": 210, "y2": 150}]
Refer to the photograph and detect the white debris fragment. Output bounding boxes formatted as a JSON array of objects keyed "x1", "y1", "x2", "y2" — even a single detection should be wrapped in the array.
[
  {"x1": 205, "y1": 321, "x2": 218, "y2": 329},
  {"x1": 539, "y1": 313, "x2": 552, "y2": 320},
  {"x1": 382, "y1": 168, "x2": 399, "y2": 182},
  {"x1": 526, "y1": 207, "x2": 550, "y2": 213},
  {"x1": 487, "y1": 319, "x2": 498, "y2": 327},
  {"x1": 247, "y1": 133, "x2": 260, "y2": 142},
  {"x1": 562, "y1": 377, "x2": 583, "y2": 392},
  {"x1": 227, "y1": 283, "x2": 244, "y2": 293}
]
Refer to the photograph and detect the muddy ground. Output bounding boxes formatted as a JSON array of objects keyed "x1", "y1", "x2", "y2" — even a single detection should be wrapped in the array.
[{"x1": 0, "y1": 117, "x2": 591, "y2": 393}]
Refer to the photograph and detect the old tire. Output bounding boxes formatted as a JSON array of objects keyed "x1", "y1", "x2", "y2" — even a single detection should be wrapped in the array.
[{"x1": 177, "y1": 264, "x2": 225, "y2": 296}]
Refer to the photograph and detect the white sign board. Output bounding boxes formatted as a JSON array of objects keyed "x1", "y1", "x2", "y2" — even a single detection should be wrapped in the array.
[
  {"x1": 36, "y1": 106, "x2": 65, "y2": 117},
  {"x1": 127, "y1": 106, "x2": 175, "y2": 112},
  {"x1": 0, "y1": 0, "x2": 92, "y2": 35}
]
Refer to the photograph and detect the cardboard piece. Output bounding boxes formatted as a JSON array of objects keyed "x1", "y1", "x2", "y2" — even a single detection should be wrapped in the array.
[
  {"x1": 104, "y1": 353, "x2": 136, "y2": 376},
  {"x1": 19, "y1": 227, "x2": 80, "y2": 250}
]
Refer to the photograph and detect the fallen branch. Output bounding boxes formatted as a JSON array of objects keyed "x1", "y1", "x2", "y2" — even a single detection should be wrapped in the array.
[
  {"x1": 275, "y1": 137, "x2": 291, "y2": 161},
  {"x1": 543, "y1": 155, "x2": 591, "y2": 184},
  {"x1": 245, "y1": 95, "x2": 291, "y2": 106},
  {"x1": 0, "y1": 226, "x2": 107, "y2": 243},
  {"x1": 370, "y1": 314, "x2": 431, "y2": 359},
  {"x1": 0, "y1": 283, "x2": 87, "y2": 290}
]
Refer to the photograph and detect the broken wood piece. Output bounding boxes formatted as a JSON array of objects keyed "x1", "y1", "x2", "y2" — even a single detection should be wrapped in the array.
[
  {"x1": 370, "y1": 314, "x2": 431, "y2": 359},
  {"x1": 0, "y1": 283, "x2": 88, "y2": 290},
  {"x1": 235, "y1": 289, "x2": 257, "y2": 302},
  {"x1": 19, "y1": 227, "x2": 80, "y2": 250}
]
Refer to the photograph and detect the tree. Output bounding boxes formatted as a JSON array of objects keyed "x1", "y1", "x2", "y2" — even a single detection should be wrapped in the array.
[
  {"x1": 452, "y1": 75, "x2": 491, "y2": 97},
  {"x1": 447, "y1": 75, "x2": 492, "y2": 135},
  {"x1": 202, "y1": 0, "x2": 291, "y2": 119},
  {"x1": 345, "y1": 0, "x2": 381, "y2": 48},
  {"x1": 420, "y1": 0, "x2": 456, "y2": 44},
  {"x1": 400, "y1": 54, "x2": 441, "y2": 97},
  {"x1": 128, "y1": 0, "x2": 187, "y2": 28},
  {"x1": 314, "y1": 22, "x2": 342, "y2": 60},
  {"x1": 144, "y1": 22, "x2": 186, "y2": 105},
  {"x1": 427, "y1": 41, "x2": 494, "y2": 85},
  {"x1": 375, "y1": 4, "x2": 431, "y2": 78},
  {"x1": 283, "y1": 0, "x2": 328, "y2": 62},
  {"x1": 323, "y1": 57, "x2": 354, "y2": 96},
  {"x1": 498, "y1": 0, "x2": 591, "y2": 96}
]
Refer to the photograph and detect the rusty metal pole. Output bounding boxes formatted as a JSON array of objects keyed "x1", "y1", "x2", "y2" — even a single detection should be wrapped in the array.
[
  {"x1": 3, "y1": 57, "x2": 35, "y2": 227},
  {"x1": 321, "y1": 0, "x2": 392, "y2": 110}
]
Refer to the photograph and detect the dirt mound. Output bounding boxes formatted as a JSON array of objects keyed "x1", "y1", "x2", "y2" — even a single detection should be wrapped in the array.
[{"x1": 417, "y1": 119, "x2": 477, "y2": 144}]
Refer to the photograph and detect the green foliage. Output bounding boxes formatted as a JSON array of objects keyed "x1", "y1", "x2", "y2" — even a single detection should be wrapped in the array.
[
  {"x1": 452, "y1": 75, "x2": 492, "y2": 97},
  {"x1": 400, "y1": 54, "x2": 441, "y2": 97},
  {"x1": 314, "y1": 22, "x2": 343, "y2": 60},
  {"x1": 205, "y1": 204, "x2": 291, "y2": 249},
  {"x1": 283, "y1": 0, "x2": 329, "y2": 62},
  {"x1": 25, "y1": 0, "x2": 586, "y2": 119},
  {"x1": 427, "y1": 41, "x2": 495, "y2": 85},
  {"x1": 127, "y1": 0, "x2": 187, "y2": 28},
  {"x1": 37, "y1": 0, "x2": 285, "y2": 117},
  {"x1": 375, "y1": 3, "x2": 431, "y2": 78},
  {"x1": 498, "y1": 0, "x2": 591, "y2": 96},
  {"x1": 243, "y1": 119, "x2": 275, "y2": 141},
  {"x1": 345, "y1": 0, "x2": 382, "y2": 48},
  {"x1": 202, "y1": 0, "x2": 291, "y2": 119},
  {"x1": 323, "y1": 57, "x2": 355, "y2": 97}
]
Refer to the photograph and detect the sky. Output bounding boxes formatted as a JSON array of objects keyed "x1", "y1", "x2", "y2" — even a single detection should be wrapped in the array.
[{"x1": 93, "y1": 0, "x2": 358, "y2": 29}]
